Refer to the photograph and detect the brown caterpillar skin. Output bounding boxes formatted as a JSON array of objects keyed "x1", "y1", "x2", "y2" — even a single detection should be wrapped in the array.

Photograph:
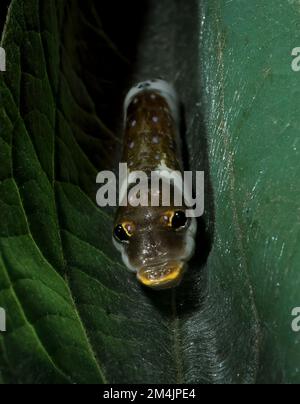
[
  {"x1": 113, "y1": 80, "x2": 197, "y2": 290},
  {"x1": 123, "y1": 85, "x2": 181, "y2": 173}
]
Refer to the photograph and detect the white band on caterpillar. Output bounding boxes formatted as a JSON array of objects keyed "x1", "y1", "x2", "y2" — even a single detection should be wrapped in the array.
[{"x1": 124, "y1": 79, "x2": 179, "y2": 124}]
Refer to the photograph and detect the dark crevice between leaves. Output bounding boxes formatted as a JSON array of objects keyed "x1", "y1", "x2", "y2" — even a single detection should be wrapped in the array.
[
  {"x1": 70, "y1": 0, "x2": 149, "y2": 171},
  {"x1": 0, "y1": 0, "x2": 11, "y2": 38}
]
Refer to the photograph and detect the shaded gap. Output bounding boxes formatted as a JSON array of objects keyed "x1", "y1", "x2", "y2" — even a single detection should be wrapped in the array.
[
  {"x1": 0, "y1": 0, "x2": 11, "y2": 38},
  {"x1": 82, "y1": 1, "x2": 149, "y2": 144}
]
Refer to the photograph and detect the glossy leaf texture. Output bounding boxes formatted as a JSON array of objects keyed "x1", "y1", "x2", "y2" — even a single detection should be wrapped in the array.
[{"x1": 0, "y1": 0, "x2": 299, "y2": 384}]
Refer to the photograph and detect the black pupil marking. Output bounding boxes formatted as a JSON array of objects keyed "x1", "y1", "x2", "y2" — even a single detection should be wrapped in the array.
[
  {"x1": 172, "y1": 211, "x2": 188, "y2": 229},
  {"x1": 114, "y1": 225, "x2": 130, "y2": 242},
  {"x1": 138, "y1": 82, "x2": 151, "y2": 89}
]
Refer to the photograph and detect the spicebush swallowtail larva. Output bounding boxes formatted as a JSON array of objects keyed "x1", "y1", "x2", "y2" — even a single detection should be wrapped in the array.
[{"x1": 113, "y1": 79, "x2": 197, "y2": 290}]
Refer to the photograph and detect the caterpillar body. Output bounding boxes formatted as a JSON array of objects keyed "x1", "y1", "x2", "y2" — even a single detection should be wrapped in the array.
[{"x1": 113, "y1": 80, "x2": 197, "y2": 290}]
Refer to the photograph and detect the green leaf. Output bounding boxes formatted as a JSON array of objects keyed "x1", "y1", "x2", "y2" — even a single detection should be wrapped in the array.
[
  {"x1": 0, "y1": 0, "x2": 299, "y2": 384},
  {"x1": 196, "y1": 0, "x2": 300, "y2": 384}
]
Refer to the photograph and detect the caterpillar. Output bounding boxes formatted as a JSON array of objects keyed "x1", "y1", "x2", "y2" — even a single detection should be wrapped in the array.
[{"x1": 113, "y1": 79, "x2": 197, "y2": 290}]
